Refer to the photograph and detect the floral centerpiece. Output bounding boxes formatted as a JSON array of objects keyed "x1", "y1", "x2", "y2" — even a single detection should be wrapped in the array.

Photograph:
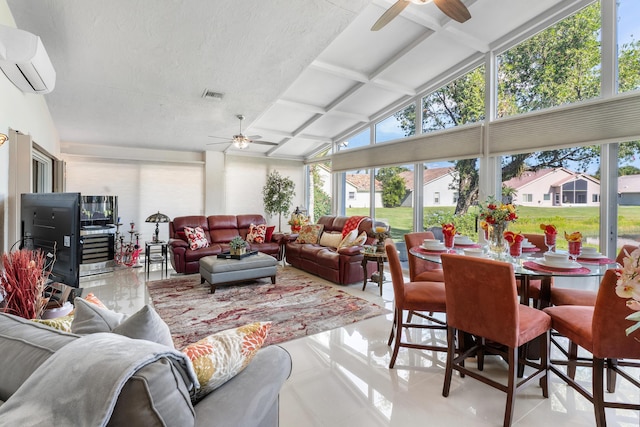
[
  {"x1": 0, "y1": 249, "x2": 50, "y2": 319},
  {"x1": 615, "y1": 247, "x2": 640, "y2": 336},
  {"x1": 478, "y1": 196, "x2": 518, "y2": 255},
  {"x1": 287, "y1": 212, "x2": 309, "y2": 233}
]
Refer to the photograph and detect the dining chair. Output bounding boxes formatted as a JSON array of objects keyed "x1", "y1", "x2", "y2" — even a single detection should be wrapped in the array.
[
  {"x1": 440, "y1": 254, "x2": 551, "y2": 427},
  {"x1": 543, "y1": 269, "x2": 640, "y2": 427},
  {"x1": 404, "y1": 232, "x2": 445, "y2": 282},
  {"x1": 522, "y1": 233, "x2": 553, "y2": 307},
  {"x1": 385, "y1": 241, "x2": 448, "y2": 369},
  {"x1": 550, "y1": 244, "x2": 638, "y2": 307}
]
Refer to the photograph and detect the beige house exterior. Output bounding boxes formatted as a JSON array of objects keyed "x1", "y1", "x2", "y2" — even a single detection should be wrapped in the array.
[
  {"x1": 399, "y1": 167, "x2": 457, "y2": 208},
  {"x1": 503, "y1": 168, "x2": 601, "y2": 207}
]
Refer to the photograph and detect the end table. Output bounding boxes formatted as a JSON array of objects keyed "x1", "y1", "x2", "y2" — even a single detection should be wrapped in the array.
[
  {"x1": 362, "y1": 250, "x2": 388, "y2": 296},
  {"x1": 145, "y1": 241, "x2": 168, "y2": 280}
]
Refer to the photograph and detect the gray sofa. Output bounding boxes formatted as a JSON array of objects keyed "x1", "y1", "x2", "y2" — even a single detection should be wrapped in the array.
[{"x1": 0, "y1": 312, "x2": 292, "y2": 426}]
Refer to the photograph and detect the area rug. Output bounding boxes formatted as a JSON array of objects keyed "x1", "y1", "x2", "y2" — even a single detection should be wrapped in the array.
[{"x1": 146, "y1": 268, "x2": 389, "y2": 349}]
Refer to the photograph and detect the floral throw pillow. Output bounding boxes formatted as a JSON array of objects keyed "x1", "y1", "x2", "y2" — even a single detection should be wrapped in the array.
[
  {"x1": 182, "y1": 322, "x2": 271, "y2": 402},
  {"x1": 295, "y1": 224, "x2": 324, "y2": 244},
  {"x1": 32, "y1": 292, "x2": 107, "y2": 333},
  {"x1": 246, "y1": 223, "x2": 267, "y2": 244},
  {"x1": 184, "y1": 226, "x2": 209, "y2": 250}
]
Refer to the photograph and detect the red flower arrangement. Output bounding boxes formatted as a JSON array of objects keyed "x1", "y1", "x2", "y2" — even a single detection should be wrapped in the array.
[{"x1": 0, "y1": 249, "x2": 50, "y2": 319}]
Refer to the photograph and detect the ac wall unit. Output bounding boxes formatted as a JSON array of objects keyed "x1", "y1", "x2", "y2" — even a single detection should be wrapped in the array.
[{"x1": 0, "y1": 24, "x2": 56, "y2": 94}]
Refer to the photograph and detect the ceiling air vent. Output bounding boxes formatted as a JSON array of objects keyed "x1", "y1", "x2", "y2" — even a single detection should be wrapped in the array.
[{"x1": 202, "y1": 89, "x2": 224, "y2": 101}]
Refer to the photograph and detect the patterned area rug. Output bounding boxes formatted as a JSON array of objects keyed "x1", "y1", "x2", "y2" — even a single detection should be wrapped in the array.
[{"x1": 146, "y1": 268, "x2": 389, "y2": 349}]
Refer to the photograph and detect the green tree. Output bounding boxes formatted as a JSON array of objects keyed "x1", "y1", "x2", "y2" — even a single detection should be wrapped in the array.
[
  {"x1": 310, "y1": 164, "x2": 331, "y2": 220},
  {"x1": 376, "y1": 167, "x2": 409, "y2": 207},
  {"x1": 262, "y1": 171, "x2": 295, "y2": 231}
]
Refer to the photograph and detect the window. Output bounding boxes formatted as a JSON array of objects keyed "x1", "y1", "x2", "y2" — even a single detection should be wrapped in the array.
[
  {"x1": 373, "y1": 165, "x2": 414, "y2": 242},
  {"x1": 339, "y1": 129, "x2": 370, "y2": 152},
  {"x1": 376, "y1": 104, "x2": 415, "y2": 143},
  {"x1": 618, "y1": 0, "x2": 640, "y2": 94},
  {"x1": 543, "y1": 193, "x2": 551, "y2": 201},
  {"x1": 308, "y1": 163, "x2": 332, "y2": 222},
  {"x1": 592, "y1": 194, "x2": 599, "y2": 203},
  {"x1": 453, "y1": 192, "x2": 459, "y2": 204},
  {"x1": 523, "y1": 194, "x2": 533, "y2": 202},
  {"x1": 434, "y1": 192, "x2": 440, "y2": 204},
  {"x1": 32, "y1": 149, "x2": 53, "y2": 193},
  {"x1": 348, "y1": 191, "x2": 355, "y2": 200}
]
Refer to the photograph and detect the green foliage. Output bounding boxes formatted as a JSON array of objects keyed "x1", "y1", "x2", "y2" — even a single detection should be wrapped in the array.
[
  {"x1": 375, "y1": 167, "x2": 409, "y2": 208},
  {"x1": 229, "y1": 236, "x2": 247, "y2": 250},
  {"x1": 310, "y1": 164, "x2": 331, "y2": 220},
  {"x1": 262, "y1": 171, "x2": 296, "y2": 231}
]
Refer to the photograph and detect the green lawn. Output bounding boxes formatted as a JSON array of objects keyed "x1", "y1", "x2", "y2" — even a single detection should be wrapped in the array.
[{"x1": 346, "y1": 205, "x2": 640, "y2": 249}]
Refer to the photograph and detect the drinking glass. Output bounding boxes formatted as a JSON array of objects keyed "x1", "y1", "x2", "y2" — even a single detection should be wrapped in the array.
[
  {"x1": 568, "y1": 240, "x2": 582, "y2": 261},
  {"x1": 509, "y1": 240, "x2": 523, "y2": 259},
  {"x1": 544, "y1": 232, "x2": 556, "y2": 253},
  {"x1": 443, "y1": 234, "x2": 455, "y2": 252}
]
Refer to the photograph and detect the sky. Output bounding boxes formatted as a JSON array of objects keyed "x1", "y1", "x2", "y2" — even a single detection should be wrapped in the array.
[{"x1": 343, "y1": 0, "x2": 640, "y2": 174}]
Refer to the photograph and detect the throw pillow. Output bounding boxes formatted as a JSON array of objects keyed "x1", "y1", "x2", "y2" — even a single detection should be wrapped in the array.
[
  {"x1": 182, "y1": 322, "x2": 271, "y2": 402},
  {"x1": 295, "y1": 224, "x2": 324, "y2": 244},
  {"x1": 353, "y1": 231, "x2": 368, "y2": 246},
  {"x1": 265, "y1": 225, "x2": 276, "y2": 242},
  {"x1": 112, "y1": 305, "x2": 174, "y2": 348},
  {"x1": 338, "y1": 229, "x2": 358, "y2": 249},
  {"x1": 246, "y1": 223, "x2": 267, "y2": 244},
  {"x1": 183, "y1": 226, "x2": 209, "y2": 250},
  {"x1": 71, "y1": 297, "x2": 127, "y2": 334},
  {"x1": 84, "y1": 292, "x2": 108, "y2": 309},
  {"x1": 32, "y1": 313, "x2": 75, "y2": 332},
  {"x1": 319, "y1": 232, "x2": 343, "y2": 249}
]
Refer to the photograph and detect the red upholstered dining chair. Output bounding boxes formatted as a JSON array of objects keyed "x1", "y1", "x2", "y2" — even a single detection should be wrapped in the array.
[
  {"x1": 550, "y1": 244, "x2": 638, "y2": 307},
  {"x1": 440, "y1": 254, "x2": 551, "y2": 427},
  {"x1": 385, "y1": 241, "x2": 448, "y2": 369},
  {"x1": 404, "y1": 232, "x2": 445, "y2": 283},
  {"x1": 522, "y1": 233, "x2": 553, "y2": 307},
  {"x1": 543, "y1": 269, "x2": 640, "y2": 427}
]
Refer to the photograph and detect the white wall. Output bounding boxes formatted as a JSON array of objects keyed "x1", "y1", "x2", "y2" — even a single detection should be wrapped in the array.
[{"x1": 0, "y1": 1, "x2": 60, "y2": 253}]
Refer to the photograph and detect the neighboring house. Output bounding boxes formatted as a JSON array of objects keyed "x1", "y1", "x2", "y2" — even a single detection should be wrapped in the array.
[
  {"x1": 503, "y1": 168, "x2": 601, "y2": 207},
  {"x1": 618, "y1": 174, "x2": 640, "y2": 206},
  {"x1": 399, "y1": 167, "x2": 457, "y2": 208},
  {"x1": 345, "y1": 174, "x2": 383, "y2": 208}
]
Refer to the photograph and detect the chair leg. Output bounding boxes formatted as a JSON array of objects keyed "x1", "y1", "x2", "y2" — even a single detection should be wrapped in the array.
[
  {"x1": 407, "y1": 310, "x2": 413, "y2": 323},
  {"x1": 387, "y1": 308, "x2": 397, "y2": 346},
  {"x1": 442, "y1": 326, "x2": 456, "y2": 397},
  {"x1": 606, "y1": 358, "x2": 618, "y2": 393},
  {"x1": 567, "y1": 341, "x2": 578, "y2": 379},
  {"x1": 389, "y1": 309, "x2": 403, "y2": 369},
  {"x1": 540, "y1": 331, "x2": 549, "y2": 398},
  {"x1": 503, "y1": 347, "x2": 517, "y2": 427},
  {"x1": 593, "y1": 357, "x2": 607, "y2": 427}
]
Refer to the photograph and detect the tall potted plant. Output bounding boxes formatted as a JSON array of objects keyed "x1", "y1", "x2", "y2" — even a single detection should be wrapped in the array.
[{"x1": 262, "y1": 171, "x2": 296, "y2": 232}]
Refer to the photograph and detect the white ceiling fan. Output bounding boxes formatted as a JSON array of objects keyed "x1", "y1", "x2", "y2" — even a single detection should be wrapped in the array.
[
  {"x1": 208, "y1": 114, "x2": 278, "y2": 150},
  {"x1": 371, "y1": 0, "x2": 471, "y2": 31}
]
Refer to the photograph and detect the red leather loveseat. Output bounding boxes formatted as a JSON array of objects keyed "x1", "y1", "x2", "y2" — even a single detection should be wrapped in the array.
[
  {"x1": 284, "y1": 215, "x2": 377, "y2": 285},
  {"x1": 168, "y1": 214, "x2": 281, "y2": 274}
]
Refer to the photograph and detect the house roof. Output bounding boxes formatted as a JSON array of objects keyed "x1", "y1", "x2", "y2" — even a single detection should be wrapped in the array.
[
  {"x1": 618, "y1": 174, "x2": 640, "y2": 194},
  {"x1": 399, "y1": 167, "x2": 455, "y2": 191},
  {"x1": 346, "y1": 174, "x2": 382, "y2": 192},
  {"x1": 502, "y1": 167, "x2": 598, "y2": 190}
]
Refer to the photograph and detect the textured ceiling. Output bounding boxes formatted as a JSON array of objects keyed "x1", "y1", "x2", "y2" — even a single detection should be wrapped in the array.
[{"x1": 6, "y1": 0, "x2": 592, "y2": 160}]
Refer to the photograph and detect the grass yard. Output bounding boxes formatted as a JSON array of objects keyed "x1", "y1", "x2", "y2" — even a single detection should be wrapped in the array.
[{"x1": 346, "y1": 205, "x2": 640, "y2": 249}]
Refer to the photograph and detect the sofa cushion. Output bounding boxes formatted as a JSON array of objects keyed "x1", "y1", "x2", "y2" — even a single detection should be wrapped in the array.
[
  {"x1": 246, "y1": 223, "x2": 266, "y2": 243},
  {"x1": 265, "y1": 225, "x2": 275, "y2": 242},
  {"x1": 184, "y1": 226, "x2": 210, "y2": 250},
  {"x1": 182, "y1": 322, "x2": 271, "y2": 402},
  {"x1": 0, "y1": 312, "x2": 79, "y2": 401},
  {"x1": 319, "y1": 232, "x2": 343, "y2": 249},
  {"x1": 71, "y1": 297, "x2": 127, "y2": 334},
  {"x1": 295, "y1": 224, "x2": 324, "y2": 244}
]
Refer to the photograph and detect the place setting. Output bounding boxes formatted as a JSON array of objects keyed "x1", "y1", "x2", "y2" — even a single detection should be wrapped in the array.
[
  {"x1": 523, "y1": 251, "x2": 591, "y2": 274},
  {"x1": 418, "y1": 238, "x2": 447, "y2": 254},
  {"x1": 576, "y1": 246, "x2": 616, "y2": 264},
  {"x1": 453, "y1": 235, "x2": 480, "y2": 248},
  {"x1": 521, "y1": 237, "x2": 540, "y2": 252}
]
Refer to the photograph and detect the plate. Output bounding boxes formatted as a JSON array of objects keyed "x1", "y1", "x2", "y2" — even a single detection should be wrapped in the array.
[
  {"x1": 533, "y1": 259, "x2": 582, "y2": 270},
  {"x1": 578, "y1": 252, "x2": 605, "y2": 259},
  {"x1": 522, "y1": 243, "x2": 536, "y2": 249},
  {"x1": 422, "y1": 244, "x2": 445, "y2": 251}
]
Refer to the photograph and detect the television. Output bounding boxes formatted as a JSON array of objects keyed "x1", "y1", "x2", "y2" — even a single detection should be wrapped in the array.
[{"x1": 20, "y1": 192, "x2": 82, "y2": 288}]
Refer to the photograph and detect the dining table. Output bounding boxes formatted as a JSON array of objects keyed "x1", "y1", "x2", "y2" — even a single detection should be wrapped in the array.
[{"x1": 409, "y1": 244, "x2": 620, "y2": 308}]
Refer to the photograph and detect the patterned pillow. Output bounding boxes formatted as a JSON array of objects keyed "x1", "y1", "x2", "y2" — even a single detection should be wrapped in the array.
[
  {"x1": 182, "y1": 322, "x2": 271, "y2": 402},
  {"x1": 32, "y1": 292, "x2": 107, "y2": 332},
  {"x1": 319, "y1": 232, "x2": 343, "y2": 249},
  {"x1": 338, "y1": 229, "x2": 358, "y2": 249},
  {"x1": 246, "y1": 223, "x2": 267, "y2": 244},
  {"x1": 352, "y1": 231, "x2": 368, "y2": 246},
  {"x1": 184, "y1": 226, "x2": 209, "y2": 250},
  {"x1": 295, "y1": 224, "x2": 324, "y2": 244}
]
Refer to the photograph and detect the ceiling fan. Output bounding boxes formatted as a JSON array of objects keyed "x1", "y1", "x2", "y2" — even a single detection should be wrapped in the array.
[
  {"x1": 208, "y1": 114, "x2": 278, "y2": 150},
  {"x1": 371, "y1": 0, "x2": 471, "y2": 31}
]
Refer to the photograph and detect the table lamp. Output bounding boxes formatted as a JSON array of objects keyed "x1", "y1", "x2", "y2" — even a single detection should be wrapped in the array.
[{"x1": 145, "y1": 211, "x2": 170, "y2": 243}]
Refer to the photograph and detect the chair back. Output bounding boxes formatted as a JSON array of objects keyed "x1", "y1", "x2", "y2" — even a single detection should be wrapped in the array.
[
  {"x1": 616, "y1": 244, "x2": 638, "y2": 265},
  {"x1": 441, "y1": 254, "x2": 520, "y2": 348},
  {"x1": 523, "y1": 233, "x2": 547, "y2": 252},
  {"x1": 385, "y1": 241, "x2": 407, "y2": 308},
  {"x1": 592, "y1": 269, "x2": 640, "y2": 359},
  {"x1": 404, "y1": 232, "x2": 441, "y2": 281}
]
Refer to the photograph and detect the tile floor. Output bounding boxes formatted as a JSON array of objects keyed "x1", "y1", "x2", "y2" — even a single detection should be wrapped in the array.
[{"x1": 80, "y1": 261, "x2": 640, "y2": 427}]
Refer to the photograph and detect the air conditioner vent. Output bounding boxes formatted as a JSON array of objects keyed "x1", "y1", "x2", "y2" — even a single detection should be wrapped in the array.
[{"x1": 202, "y1": 89, "x2": 224, "y2": 101}]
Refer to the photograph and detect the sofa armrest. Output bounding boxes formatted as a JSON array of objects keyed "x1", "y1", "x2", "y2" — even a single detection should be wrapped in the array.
[
  {"x1": 169, "y1": 238, "x2": 188, "y2": 249},
  {"x1": 194, "y1": 345, "x2": 292, "y2": 427},
  {"x1": 337, "y1": 246, "x2": 362, "y2": 256}
]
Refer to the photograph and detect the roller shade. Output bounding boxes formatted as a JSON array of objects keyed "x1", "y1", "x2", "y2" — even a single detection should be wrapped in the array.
[{"x1": 331, "y1": 123, "x2": 483, "y2": 172}]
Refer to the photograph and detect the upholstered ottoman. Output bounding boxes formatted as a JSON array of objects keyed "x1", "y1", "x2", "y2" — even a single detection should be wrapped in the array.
[{"x1": 199, "y1": 252, "x2": 278, "y2": 293}]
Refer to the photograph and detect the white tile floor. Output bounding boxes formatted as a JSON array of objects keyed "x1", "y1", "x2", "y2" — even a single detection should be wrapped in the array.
[{"x1": 80, "y1": 262, "x2": 640, "y2": 427}]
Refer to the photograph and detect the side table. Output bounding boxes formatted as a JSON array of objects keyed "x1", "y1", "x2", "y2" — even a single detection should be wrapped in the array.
[
  {"x1": 274, "y1": 232, "x2": 298, "y2": 266},
  {"x1": 145, "y1": 241, "x2": 168, "y2": 280},
  {"x1": 362, "y1": 250, "x2": 388, "y2": 296}
]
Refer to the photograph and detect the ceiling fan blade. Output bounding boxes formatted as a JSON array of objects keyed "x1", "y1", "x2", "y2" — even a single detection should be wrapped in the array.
[
  {"x1": 246, "y1": 135, "x2": 262, "y2": 140},
  {"x1": 252, "y1": 140, "x2": 279, "y2": 146},
  {"x1": 208, "y1": 135, "x2": 231, "y2": 141},
  {"x1": 433, "y1": 0, "x2": 471, "y2": 23},
  {"x1": 206, "y1": 141, "x2": 232, "y2": 146},
  {"x1": 371, "y1": 0, "x2": 411, "y2": 31}
]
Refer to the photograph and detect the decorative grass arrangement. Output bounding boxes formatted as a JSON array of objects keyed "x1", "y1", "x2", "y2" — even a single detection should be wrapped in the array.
[{"x1": 0, "y1": 249, "x2": 50, "y2": 319}]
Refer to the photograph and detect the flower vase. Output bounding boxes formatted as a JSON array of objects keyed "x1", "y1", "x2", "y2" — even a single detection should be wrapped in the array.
[{"x1": 488, "y1": 223, "x2": 508, "y2": 259}]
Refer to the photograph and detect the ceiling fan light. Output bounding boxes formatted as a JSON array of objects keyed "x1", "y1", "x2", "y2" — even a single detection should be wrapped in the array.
[
  {"x1": 233, "y1": 137, "x2": 249, "y2": 149},
  {"x1": 410, "y1": 0, "x2": 431, "y2": 4}
]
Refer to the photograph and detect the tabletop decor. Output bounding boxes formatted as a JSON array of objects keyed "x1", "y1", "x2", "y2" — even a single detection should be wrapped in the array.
[
  {"x1": 0, "y1": 249, "x2": 51, "y2": 319},
  {"x1": 504, "y1": 231, "x2": 524, "y2": 258},
  {"x1": 479, "y1": 197, "x2": 518, "y2": 257},
  {"x1": 442, "y1": 223, "x2": 456, "y2": 251},
  {"x1": 229, "y1": 236, "x2": 248, "y2": 256},
  {"x1": 287, "y1": 211, "x2": 309, "y2": 233},
  {"x1": 615, "y1": 247, "x2": 640, "y2": 336},
  {"x1": 564, "y1": 231, "x2": 583, "y2": 261},
  {"x1": 540, "y1": 223, "x2": 557, "y2": 252},
  {"x1": 372, "y1": 219, "x2": 390, "y2": 252}
]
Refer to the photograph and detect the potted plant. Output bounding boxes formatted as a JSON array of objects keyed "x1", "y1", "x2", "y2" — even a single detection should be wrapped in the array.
[
  {"x1": 0, "y1": 249, "x2": 50, "y2": 319},
  {"x1": 229, "y1": 236, "x2": 248, "y2": 256},
  {"x1": 262, "y1": 171, "x2": 296, "y2": 232}
]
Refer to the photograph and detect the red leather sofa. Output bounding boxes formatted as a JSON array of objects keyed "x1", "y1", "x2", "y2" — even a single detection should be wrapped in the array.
[
  {"x1": 285, "y1": 215, "x2": 377, "y2": 285},
  {"x1": 168, "y1": 214, "x2": 281, "y2": 274}
]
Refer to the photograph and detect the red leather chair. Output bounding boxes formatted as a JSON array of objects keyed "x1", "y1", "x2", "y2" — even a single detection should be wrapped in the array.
[
  {"x1": 441, "y1": 254, "x2": 551, "y2": 427},
  {"x1": 385, "y1": 241, "x2": 448, "y2": 369},
  {"x1": 404, "y1": 232, "x2": 444, "y2": 283},
  {"x1": 543, "y1": 269, "x2": 640, "y2": 427}
]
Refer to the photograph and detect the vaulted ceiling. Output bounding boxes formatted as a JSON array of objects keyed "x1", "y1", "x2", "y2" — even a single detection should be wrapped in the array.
[{"x1": 7, "y1": 0, "x2": 592, "y2": 160}]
